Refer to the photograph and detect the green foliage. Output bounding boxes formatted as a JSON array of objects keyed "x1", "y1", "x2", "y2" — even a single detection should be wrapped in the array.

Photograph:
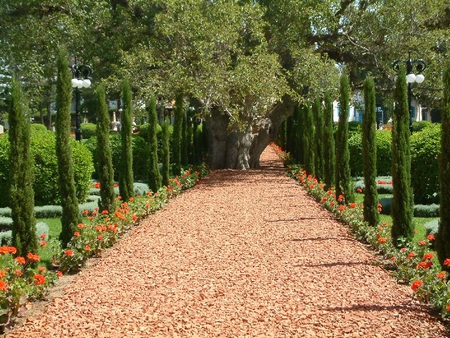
[
  {"x1": 80, "y1": 123, "x2": 97, "y2": 140},
  {"x1": 362, "y1": 76, "x2": 379, "y2": 226},
  {"x1": 410, "y1": 124, "x2": 440, "y2": 204},
  {"x1": 437, "y1": 61, "x2": 450, "y2": 267},
  {"x1": 172, "y1": 93, "x2": 183, "y2": 175},
  {"x1": 322, "y1": 92, "x2": 335, "y2": 190},
  {"x1": 55, "y1": 48, "x2": 80, "y2": 247},
  {"x1": 161, "y1": 119, "x2": 170, "y2": 186},
  {"x1": 335, "y1": 72, "x2": 354, "y2": 203},
  {"x1": 425, "y1": 219, "x2": 439, "y2": 237},
  {"x1": 414, "y1": 204, "x2": 440, "y2": 218},
  {"x1": 391, "y1": 65, "x2": 414, "y2": 245},
  {"x1": 412, "y1": 121, "x2": 432, "y2": 132},
  {"x1": 119, "y1": 79, "x2": 134, "y2": 201},
  {"x1": 147, "y1": 97, "x2": 162, "y2": 192},
  {"x1": 8, "y1": 76, "x2": 38, "y2": 256},
  {"x1": 348, "y1": 121, "x2": 361, "y2": 134},
  {"x1": 95, "y1": 84, "x2": 115, "y2": 212},
  {"x1": 303, "y1": 104, "x2": 315, "y2": 175},
  {"x1": 313, "y1": 98, "x2": 324, "y2": 181}
]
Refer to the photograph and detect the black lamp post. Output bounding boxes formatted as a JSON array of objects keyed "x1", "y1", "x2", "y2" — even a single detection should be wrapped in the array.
[
  {"x1": 393, "y1": 52, "x2": 427, "y2": 133},
  {"x1": 71, "y1": 62, "x2": 92, "y2": 141}
]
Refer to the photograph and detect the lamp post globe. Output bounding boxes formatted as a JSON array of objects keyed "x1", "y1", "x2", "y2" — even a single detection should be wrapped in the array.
[{"x1": 70, "y1": 62, "x2": 92, "y2": 141}]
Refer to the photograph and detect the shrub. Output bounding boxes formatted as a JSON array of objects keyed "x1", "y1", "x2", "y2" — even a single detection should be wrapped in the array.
[
  {"x1": 412, "y1": 121, "x2": 432, "y2": 132},
  {"x1": 413, "y1": 204, "x2": 440, "y2": 218},
  {"x1": 0, "y1": 129, "x2": 93, "y2": 207},
  {"x1": 379, "y1": 197, "x2": 393, "y2": 215},
  {"x1": 349, "y1": 131, "x2": 392, "y2": 177},
  {"x1": 81, "y1": 123, "x2": 97, "y2": 140},
  {"x1": 34, "y1": 205, "x2": 63, "y2": 218},
  {"x1": 0, "y1": 222, "x2": 48, "y2": 246},
  {"x1": 410, "y1": 124, "x2": 440, "y2": 204},
  {"x1": 425, "y1": 219, "x2": 439, "y2": 237}
]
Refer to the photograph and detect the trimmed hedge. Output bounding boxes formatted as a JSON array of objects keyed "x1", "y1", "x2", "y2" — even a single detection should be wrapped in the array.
[
  {"x1": 0, "y1": 222, "x2": 49, "y2": 246},
  {"x1": 349, "y1": 130, "x2": 392, "y2": 177},
  {"x1": 425, "y1": 219, "x2": 439, "y2": 237},
  {"x1": 0, "y1": 127, "x2": 94, "y2": 207},
  {"x1": 81, "y1": 123, "x2": 97, "y2": 140},
  {"x1": 410, "y1": 124, "x2": 440, "y2": 204}
]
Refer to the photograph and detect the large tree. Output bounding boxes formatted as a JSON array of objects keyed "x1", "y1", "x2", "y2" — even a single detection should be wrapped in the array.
[{"x1": 119, "y1": 79, "x2": 134, "y2": 202}]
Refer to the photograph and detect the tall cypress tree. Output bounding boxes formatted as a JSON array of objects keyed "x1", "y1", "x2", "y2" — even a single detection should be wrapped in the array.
[
  {"x1": 161, "y1": 118, "x2": 170, "y2": 186},
  {"x1": 292, "y1": 105, "x2": 303, "y2": 163},
  {"x1": 336, "y1": 73, "x2": 354, "y2": 203},
  {"x1": 437, "y1": 61, "x2": 450, "y2": 265},
  {"x1": 172, "y1": 93, "x2": 183, "y2": 175},
  {"x1": 313, "y1": 97, "x2": 324, "y2": 181},
  {"x1": 55, "y1": 49, "x2": 79, "y2": 246},
  {"x1": 181, "y1": 107, "x2": 189, "y2": 166},
  {"x1": 9, "y1": 77, "x2": 38, "y2": 257},
  {"x1": 391, "y1": 65, "x2": 414, "y2": 245},
  {"x1": 303, "y1": 104, "x2": 315, "y2": 175},
  {"x1": 119, "y1": 79, "x2": 134, "y2": 201},
  {"x1": 322, "y1": 91, "x2": 335, "y2": 190},
  {"x1": 362, "y1": 76, "x2": 379, "y2": 226},
  {"x1": 96, "y1": 84, "x2": 115, "y2": 212},
  {"x1": 148, "y1": 96, "x2": 162, "y2": 192}
]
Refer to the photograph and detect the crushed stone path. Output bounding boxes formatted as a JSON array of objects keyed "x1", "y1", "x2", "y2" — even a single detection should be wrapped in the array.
[{"x1": 4, "y1": 146, "x2": 448, "y2": 337}]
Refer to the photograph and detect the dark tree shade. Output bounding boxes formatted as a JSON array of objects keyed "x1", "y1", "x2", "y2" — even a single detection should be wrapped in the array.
[
  {"x1": 161, "y1": 118, "x2": 170, "y2": 186},
  {"x1": 362, "y1": 76, "x2": 379, "y2": 226},
  {"x1": 391, "y1": 65, "x2": 413, "y2": 245},
  {"x1": 172, "y1": 93, "x2": 183, "y2": 175},
  {"x1": 96, "y1": 84, "x2": 115, "y2": 212},
  {"x1": 9, "y1": 77, "x2": 38, "y2": 257},
  {"x1": 437, "y1": 61, "x2": 450, "y2": 265},
  {"x1": 313, "y1": 97, "x2": 324, "y2": 181},
  {"x1": 148, "y1": 96, "x2": 162, "y2": 192},
  {"x1": 335, "y1": 72, "x2": 354, "y2": 203},
  {"x1": 292, "y1": 105, "x2": 303, "y2": 163},
  {"x1": 55, "y1": 49, "x2": 80, "y2": 246},
  {"x1": 322, "y1": 91, "x2": 335, "y2": 190},
  {"x1": 119, "y1": 79, "x2": 134, "y2": 201}
]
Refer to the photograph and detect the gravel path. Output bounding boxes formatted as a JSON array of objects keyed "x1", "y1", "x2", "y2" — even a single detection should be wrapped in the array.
[{"x1": 4, "y1": 147, "x2": 448, "y2": 337}]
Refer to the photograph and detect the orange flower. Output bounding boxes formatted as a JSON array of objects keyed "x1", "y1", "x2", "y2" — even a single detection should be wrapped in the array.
[
  {"x1": 330, "y1": 201, "x2": 335, "y2": 207},
  {"x1": 129, "y1": 197, "x2": 134, "y2": 202},
  {"x1": 65, "y1": 250, "x2": 74, "y2": 257},
  {"x1": 27, "y1": 253, "x2": 40, "y2": 262},
  {"x1": 77, "y1": 223, "x2": 84, "y2": 229},
  {"x1": 407, "y1": 252, "x2": 417, "y2": 259},
  {"x1": 85, "y1": 246, "x2": 91, "y2": 251},
  {"x1": 114, "y1": 211, "x2": 127, "y2": 221},
  {"x1": 411, "y1": 280, "x2": 423, "y2": 292},
  {"x1": 132, "y1": 215, "x2": 138, "y2": 221},
  {"x1": 356, "y1": 188, "x2": 363, "y2": 193},
  {"x1": 74, "y1": 231, "x2": 81, "y2": 237},
  {"x1": 349, "y1": 203, "x2": 357, "y2": 209},
  {"x1": 97, "y1": 235, "x2": 103, "y2": 241},
  {"x1": 0, "y1": 280, "x2": 7, "y2": 291},
  {"x1": 437, "y1": 271, "x2": 447, "y2": 279},
  {"x1": 33, "y1": 274, "x2": 46, "y2": 286},
  {"x1": 378, "y1": 237, "x2": 387, "y2": 244},
  {"x1": 446, "y1": 304, "x2": 450, "y2": 312},
  {"x1": 94, "y1": 182, "x2": 101, "y2": 189},
  {"x1": 0, "y1": 270, "x2": 5, "y2": 278},
  {"x1": 39, "y1": 234, "x2": 47, "y2": 240},
  {"x1": 101, "y1": 210, "x2": 109, "y2": 215},
  {"x1": 423, "y1": 253, "x2": 434, "y2": 261},
  {"x1": 82, "y1": 209, "x2": 89, "y2": 215},
  {"x1": 39, "y1": 241, "x2": 47, "y2": 247},
  {"x1": 15, "y1": 257, "x2": 26, "y2": 265},
  {"x1": 0, "y1": 246, "x2": 17, "y2": 255},
  {"x1": 444, "y1": 258, "x2": 450, "y2": 267},
  {"x1": 56, "y1": 271, "x2": 63, "y2": 278},
  {"x1": 338, "y1": 205, "x2": 346, "y2": 212},
  {"x1": 38, "y1": 266, "x2": 46, "y2": 272},
  {"x1": 338, "y1": 195, "x2": 344, "y2": 202},
  {"x1": 417, "y1": 261, "x2": 432, "y2": 269},
  {"x1": 14, "y1": 270, "x2": 23, "y2": 277},
  {"x1": 426, "y1": 234, "x2": 435, "y2": 241},
  {"x1": 418, "y1": 240, "x2": 426, "y2": 246}
]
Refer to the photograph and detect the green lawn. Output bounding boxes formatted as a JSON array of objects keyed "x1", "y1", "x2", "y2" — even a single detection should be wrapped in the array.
[{"x1": 37, "y1": 218, "x2": 62, "y2": 267}]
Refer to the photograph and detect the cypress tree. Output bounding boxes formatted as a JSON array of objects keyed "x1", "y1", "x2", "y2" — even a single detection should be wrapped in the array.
[
  {"x1": 181, "y1": 107, "x2": 189, "y2": 166},
  {"x1": 292, "y1": 105, "x2": 303, "y2": 163},
  {"x1": 277, "y1": 120, "x2": 287, "y2": 151},
  {"x1": 119, "y1": 79, "x2": 134, "y2": 201},
  {"x1": 285, "y1": 116, "x2": 294, "y2": 154},
  {"x1": 55, "y1": 49, "x2": 80, "y2": 246},
  {"x1": 172, "y1": 93, "x2": 183, "y2": 175},
  {"x1": 322, "y1": 91, "x2": 335, "y2": 190},
  {"x1": 335, "y1": 72, "x2": 354, "y2": 203},
  {"x1": 437, "y1": 61, "x2": 450, "y2": 265},
  {"x1": 391, "y1": 65, "x2": 414, "y2": 245},
  {"x1": 313, "y1": 97, "x2": 324, "y2": 181},
  {"x1": 148, "y1": 96, "x2": 162, "y2": 192},
  {"x1": 96, "y1": 84, "x2": 115, "y2": 212},
  {"x1": 9, "y1": 77, "x2": 38, "y2": 257},
  {"x1": 161, "y1": 118, "x2": 170, "y2": 186},
  {"x1": 303, "y1": 104, "x2": 315, "y2": 175},
  {"x1": 186, "y1": 109, "x2": 195, "y2": 164},
  {"x1": 362, "y1": 76, "x2": 379, "y2": 226}
]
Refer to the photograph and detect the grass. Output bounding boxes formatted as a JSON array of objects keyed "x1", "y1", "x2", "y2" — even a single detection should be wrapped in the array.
[{"x1": 37, "y1": 218, "x2": 62, "y2": 267}]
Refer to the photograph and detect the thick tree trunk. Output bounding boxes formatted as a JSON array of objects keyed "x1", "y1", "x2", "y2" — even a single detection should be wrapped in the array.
[{"x1": 205, "y1": 96, "x2": 294, "y2": 169}]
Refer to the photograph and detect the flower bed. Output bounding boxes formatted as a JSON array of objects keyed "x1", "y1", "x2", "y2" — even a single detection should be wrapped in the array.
[
  {"x1": 271, "y1": 142, "x2": 450, "y2": 319},
  {"x1": 0, "y1": 163, "x2": 209, "y2": 332}
]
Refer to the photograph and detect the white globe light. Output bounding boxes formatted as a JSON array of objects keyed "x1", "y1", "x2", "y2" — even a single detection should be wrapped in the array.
[
  {"x1": 72, "y1": 78, "x2": 82, "y2": 88},
  {"x1": 416, "y1": 74, "x2": 425, "y2": 83},
  {"x1": 82, "y1": 78, "x2": 91, "y2": 88},
  {"x1": 406, "y1": 73, "x2": 416, "y2": 83}
]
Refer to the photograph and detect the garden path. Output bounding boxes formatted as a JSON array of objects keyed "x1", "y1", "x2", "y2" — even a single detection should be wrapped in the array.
[{"x1": 3, "y1": 146, "x2": 448, "y2": 337}]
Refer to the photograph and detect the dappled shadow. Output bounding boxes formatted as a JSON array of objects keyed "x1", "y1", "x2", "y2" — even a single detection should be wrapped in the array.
[
  {"x1": 290, "y1": 236, "x2": 356, "y2": 242},
  {"x1": 293, "y1": 261, "x2": 371, "y2": 268},
  {"x1": 265, "y1": 217, "x2": 333, "y2": 222},
  {"x1": 319, "y1": 302, "x2": 435, "y2": 314}
]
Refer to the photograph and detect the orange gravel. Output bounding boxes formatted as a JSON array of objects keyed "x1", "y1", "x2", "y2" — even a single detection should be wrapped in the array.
[{"x1": 3, "y1": 146, "x2": 448, "y2": 337}]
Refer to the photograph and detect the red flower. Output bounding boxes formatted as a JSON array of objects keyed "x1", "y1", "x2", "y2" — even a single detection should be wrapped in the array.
[
  {"x1": 423, "y1": 253, "x2": 434, "y2": 261},
  {"x1": 349, "y1": 203, "x2": 357, "y2": 209},
  {"x1": 0, "y1": 280, "x2": 7, "y2": 291},
  {"x1": 74, "y1": 231, "x2": 81, "y2": 237},
  {"x1": 114, "y1": 211, "x2": 127, "y2": 221},
  {"x1": 14, "y1": 270, "x2": 23, "y2": 276},
  {"x1": 411, "y1": 280, "x2": 423, "y2": 292},
  {"x1": 309, "y1": 184, "x2": 315, "y2": 189},
  {"x1": 330, "y1": 202, "x2": 335, "y2": 207},
  {"x1": 417, "y1": 261, "x2": 432, "y2": 269},
  {"x1": 82, "y1": 209, "x2": 89, "y2": 215},
  {"x1": 446, "y1": 304, "x2": 450, "y2": 312},
  {"x1": 15, "y1": 257, "x2": 26, "y2": 265},
  {"x1": 0, "y1": 270, "x2": 5, "y2": 278},
  {"x1": 426, "y1": 234, "x2": 435, "y2": 241},
  {"x1": 338, "y1": 205, "x2": 346, "y2": 212},
  {"x1": 77, "y1": 223, "x2": 84, "y2": 229},
  {"x1": 56, "y1": 271, "x2": 63, "y2": 278},
  {"x1": 27, "y1": 253, "x2": 40, "y2": 262},
  {"x1": 444, "y1": 258, "x2": 450, "y2": 266},
  {"x1": 38, "y1": 266, "x2": 46, "y2": 273},
  {"x1": 338, "y1": 195, "x2": 344, "y2": 202},
  {"x1": 85, "y1": 246, "x2": 91, "y2": 251},
  {"x1": 378, "y1": 237, "x2": 387, "y2": 244},
  {"x1": 407, "y1": 252, "x2": 417, "y2": 259},
  {"x1": 97, "y1": 235, "x2": 103, "y2": 241},
  {"x1": 33, "y1": 274, "x2": 46, "y2": 286},
  {"x1": 437, "y1": 272, "x2": 447, "y2": 279},
  {"x1": 378, "y1": 203, "x2": 383, "y2": 212},
  {"x1": 65, "y1": 250, "x2": 74, "y2": 257},
  {"x1": 39, "y1": 241, "x2": 47, "y2": 247},
  {"x1": 356, "y1": 188, "x2": 363, "y2": 193},
  {"x1": 418, "y1": 240, "x2": 426, "y2": 246},
  {"x1": 39, "y1": 234, "x2": 47, "y2": 240},
  {"x1": 132, "y1": 215, "x2": 138, "y2": 221},
  {"x1": 101, "y1": 210, "x2": 109, "y2": 215},
  {"x1": 321, "y1": 197, "x2": 327, "y2": 203},
  {"x1": 94, "y1": 182, "x2": 101, "y2": 189}
]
